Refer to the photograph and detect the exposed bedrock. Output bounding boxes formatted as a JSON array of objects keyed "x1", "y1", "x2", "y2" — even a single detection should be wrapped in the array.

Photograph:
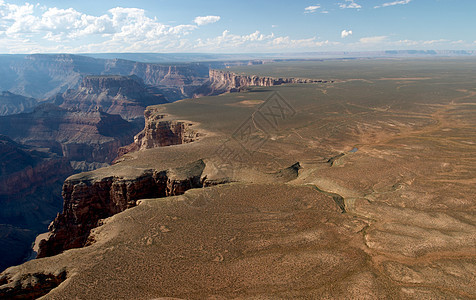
[
  {"x1": 0, "y1": 104, "x2": 140, "y2": 169},
  {"x1": 37, "y1": 159, "x2": 218, "y2": 258},
  {"x1": 53, "y1": 75, "x2": 168, "y2": 121},
  {"x1": 115, "y1": 107, "x2": 199, "y2": 161},
  {"x1": 0, "y1": 269, "x2": 67, "y2": 300},
  {"x1": 194, "y1": 69, "x2": 334, "y2": 96}
]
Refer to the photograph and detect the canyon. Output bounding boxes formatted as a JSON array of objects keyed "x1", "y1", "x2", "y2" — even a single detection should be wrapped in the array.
[
  {"x1": 0, "y1": 58, "x2": 475, "y2": 299},
  {"x1": 0, "y1": 92, "x2": 37, "y2": 116},
  {"x1": 0, "y1": 135, "x2": 72, "y2": 271},
  {"x1": 51, "y1": 75, "x2": 168, "y2": 122}
]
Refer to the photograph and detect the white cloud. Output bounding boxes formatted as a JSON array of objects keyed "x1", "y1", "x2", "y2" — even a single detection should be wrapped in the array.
[
  {"x1": 339, "y1": 0, "x2": 362, "y2": 9},
  {"x1": 0, "y1": 3, "x2": 199, "y2": 45},
  {"x1": 194, "y1": 30, "x2": 339, "y2": 52},
  {"x1": 341, "y1": 29, "x2": 352, "y2": 38},
  {"x1": 422, "y1": 39, "x2": 449, "y2": 45},
  {"x1": 374, "y1": 0, "x2": 411, "y2": 9},
  {"x1": 359, "y1": 36, "x2": 388, "y2": 43},
  {"x1": 193, "y1": 15, "x2": 220, "y2": 26},
  {"x1": 304, "y1": 5, "x2": 321, "y2": 13}
]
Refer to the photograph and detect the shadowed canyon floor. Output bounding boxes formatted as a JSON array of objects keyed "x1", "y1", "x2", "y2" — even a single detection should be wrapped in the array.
[{"x1": 1, "y1": 59, "x2": 475, "y2": 299}]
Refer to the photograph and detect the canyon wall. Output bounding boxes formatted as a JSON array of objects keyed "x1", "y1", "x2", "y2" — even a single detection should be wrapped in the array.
[
  {"x1": 194, "y1": 69, "x2": 333, "y2": 96},
  {"x1": 0, "y1": 135, "x2": 72, "y2": 271},
  {"x1": 0, "y1": 91, "x2": 37, "y2": 116},
  {"x1": 37, "y1": 159, "x2": 210, "y2": 258},
  {"x1": 38, "y1": 108, "x2": 203, "y2": 257},
  {"x1": 115, "y1": 107, "x2": 199, "y2": 161},
  {"x1": 53, "y1": 75, "x2": 168, "y2": 121},
  {"x1": 0, "y1": 104, "x2": 140, "y2": 170},
  {"x1": 0, "y1": 54, "x2": 211, "y2": 101}
]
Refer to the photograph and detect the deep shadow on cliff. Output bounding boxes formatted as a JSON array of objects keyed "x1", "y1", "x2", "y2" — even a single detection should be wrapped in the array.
[{"x1": 0, "y1": 135, "x2": 72, "y2": 271}]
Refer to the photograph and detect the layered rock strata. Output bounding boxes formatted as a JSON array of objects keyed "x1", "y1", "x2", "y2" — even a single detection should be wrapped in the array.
[
  {"x1": 37, "y1": 159, "x2": 213, "y2": 258},
  {"x1": 194, "y1": 69, "x2": 334, "y2": 96}
]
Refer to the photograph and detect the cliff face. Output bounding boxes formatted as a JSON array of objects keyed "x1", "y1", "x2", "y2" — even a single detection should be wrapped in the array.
[
  {"x1": 195, "y1": 69, "x2": 333, "y2": 96},
  {"x1": 37, "y1": 159, "x2": 210, "y2": 258},
  {"x1": 0, "y1": 91, "x2": 38, "y2": 116},
  {"x1": 115, "y1": 107, "x2": 198, "y2": 160},
  {"x1": 0, "y1": 136, "x2": 72, "y2": 271},
  {"x1": 0, "y1": 104, "x2": 140, "y2": 169},
  {"x1": 38, "y1": 107, "x2": 204, "y2": 257},
  {"x1": 54, "y1": 75, "x2": 168, "y2": 121},
  {"x1": 0, "y1": 54, "x2": 212, "y2": 100}
]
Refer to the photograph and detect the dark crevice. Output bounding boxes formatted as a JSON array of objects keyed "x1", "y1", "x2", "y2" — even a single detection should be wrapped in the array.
[{"x1": 309, "y1": 185, "x2": 346, "y2": 213}]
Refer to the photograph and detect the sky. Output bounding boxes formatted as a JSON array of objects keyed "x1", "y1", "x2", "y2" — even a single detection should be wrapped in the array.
[{"x1": 0, "y1": 0, "x2": 475, "y2": 54}]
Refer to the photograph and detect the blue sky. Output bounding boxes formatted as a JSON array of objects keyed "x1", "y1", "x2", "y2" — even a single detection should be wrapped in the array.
[{"x1": 0, "y1": 0, "x2": 475, "y2": 53}]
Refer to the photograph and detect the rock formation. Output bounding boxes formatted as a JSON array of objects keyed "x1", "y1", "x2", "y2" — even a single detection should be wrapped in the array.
[
  {"x1": 0, "y1": 135, "x2": 72, "y2": 271},
  {"x1": 194, "y1": 69, "x2": 333, "y2": 96},
  {"x1": 0, "y1": 54, "x2": 211, "y2": 100},
  {"x1": 115, "y1": 107, "x2": 199, "y2": 161},
  {"x1": 0, "y1": 91, "x2": 37, "y2": 116},
  {"x1": 37, "y1": 160, "x2": 213, "y2": 258},
  {"x1": 52, "y1": 75, "x2": 168, "y2": 121},
  {"x1": 0, "y1": 103, "x2": 140, "y2": 170}
]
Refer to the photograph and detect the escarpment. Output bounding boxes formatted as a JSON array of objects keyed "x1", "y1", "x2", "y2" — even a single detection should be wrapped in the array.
[
  {"x1": 115, "y1": 107, "x2": 199, "y2": 161},
  {"x1": 0, "y1": 104, "x2": 140, "y2": 170},
  {"x1": 194, "y1": 69, "x2": 334, "y2": 96},
  {"x1": 53, "y1": 75, "x2": 168, "y2": 121},
  {"x1": 37, "y1": 159, "x2": 216, "y2": 258}
]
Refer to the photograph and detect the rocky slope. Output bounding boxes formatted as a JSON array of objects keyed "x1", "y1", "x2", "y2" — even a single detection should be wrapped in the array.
[
  {"x1": 0, "y1": 54, "x2": 211, "y2": 100},
  {"x1": 37, "y1": 159, "x2": 213, "y2": 258},
  {"x1": 194, "y1": 69, "x2": 333, "y2": 96},
  {"x1": 0, "y1": 103, "x2": 140, "y2": 170},
  {"x1": 115, "y1": 107, "x2": 199, "y2": 161},
  {"x1": 0, "y1": 135, "x2": 72, "y2": 271},
  {"x1": 37, "y1": 106, "x2": 202, "y2": 257},
  {"x1": 0, "y1": 91, "x2": 37, "y2": 116},
  {"x1": 52, "y1": 75, "x2": 168, "y2": 121}
]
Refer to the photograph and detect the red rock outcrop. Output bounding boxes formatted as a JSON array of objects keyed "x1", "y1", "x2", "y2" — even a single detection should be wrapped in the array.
[
  {"x1": 115, "y1": 107, "x2": 199, "y2": 162},
  {"x1": 194, "y1": 69, "x2": 333, "y2": 96},
  {"x1": 37, "y1": 160, "x2": 208, "y2": 258}
]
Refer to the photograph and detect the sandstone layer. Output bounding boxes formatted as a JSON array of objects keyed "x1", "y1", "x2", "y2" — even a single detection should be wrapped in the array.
[
  {"x1": 194, "y1": 69, "x2": 334, "y2": 96},
  {"x1": 52, "y1": 75, "x2": 168, "y2": 121},
  {"x1": 0, "y1": 103, "x2": 139, "y2": 169}
]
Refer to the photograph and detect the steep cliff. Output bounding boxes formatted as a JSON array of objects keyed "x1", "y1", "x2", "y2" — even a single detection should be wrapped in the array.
[
  {"x1": 0, "y1": 91, "x2": 37, "y2": 116},
  {"x1": 194, "y1": 69, "x2": 333, "y2": 96},
  {"x1": 115, "y1": 107, "x2": 199, "y2": 161},
  {"x1": 0, "y1": 104, "x2": 140, "y2": 169},
  {"x1": 53, "y1": 75, "x2": 168, "y2": 121},
  {"x1": 0, "y1": 135, "x2": 72, "y2": 271},
  {"x1": 37, "y1": 159, "x2": 211, "y2": 258},
  {"x1": 38, "y1": 106, "x2": 203, "y2": 257}
]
